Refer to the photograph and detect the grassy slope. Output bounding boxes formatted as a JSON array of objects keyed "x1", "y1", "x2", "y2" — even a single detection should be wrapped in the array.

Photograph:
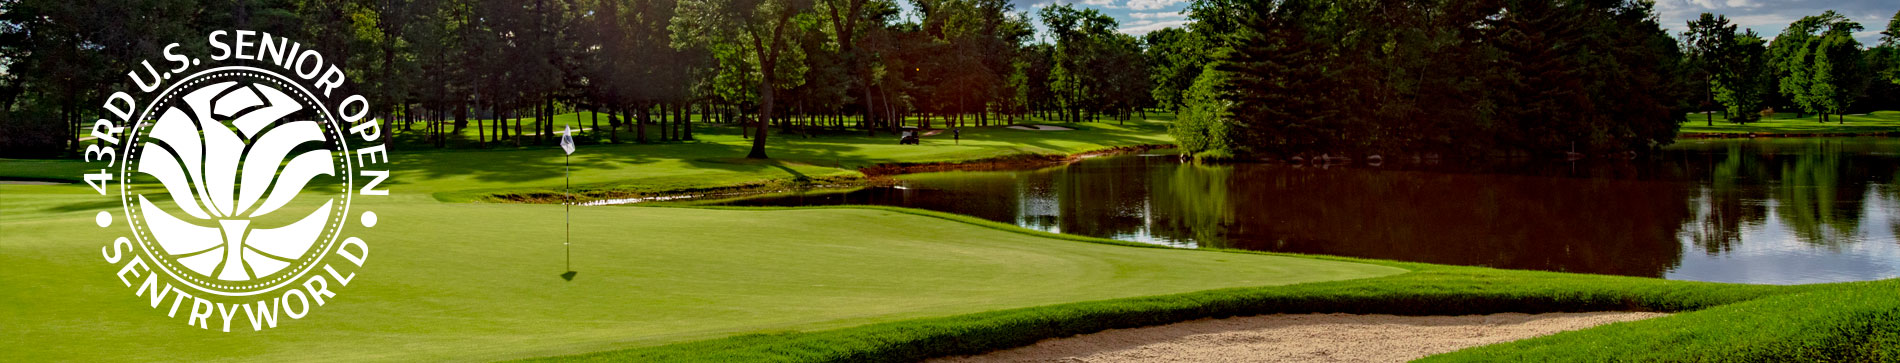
[
  {"x1": 1678, "y1": 110, "x2": 1900, "y2": 134},
  {"x1": 397, "y1": 115, "x2": 1171, "y2": 201},
  {"x1": 0, "y1": 183, "x2": 1400, "y2": 362},
  {"x1": 532, "y1": 227, "x2": 1890, "y2": 363},
  {"x1": 4, "y1": 113, "x2": 1174, "y2": 202}
]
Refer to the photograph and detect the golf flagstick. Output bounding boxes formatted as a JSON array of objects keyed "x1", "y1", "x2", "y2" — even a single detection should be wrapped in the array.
[{"x1": 560, "y1": 126, "x2": 576, "y2": 277}]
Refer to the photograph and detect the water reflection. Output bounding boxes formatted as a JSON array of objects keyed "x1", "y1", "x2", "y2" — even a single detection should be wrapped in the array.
[{"x1": 722, "y1": 138, "x2": 1900, "y2": 284}]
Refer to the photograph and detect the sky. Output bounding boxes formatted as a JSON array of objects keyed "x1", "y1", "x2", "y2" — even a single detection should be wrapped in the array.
[{"x1": 896, "y1": 0, "x2": 1896, "y2": 45}]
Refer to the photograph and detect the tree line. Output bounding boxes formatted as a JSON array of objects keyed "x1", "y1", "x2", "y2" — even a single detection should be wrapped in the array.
[
  {"x1": 3, "y1": 0, "x2": 1898, "y2": 160},
  {"x1": 1682, "y1": 11, "x2": 1900, "y2": 125},
  {"x1": 1170, "y1": 0, "x2": 1900, "y2": 160},
  {"x1": 0, "y1": 0, "x2": 1161, "y2": 159}
]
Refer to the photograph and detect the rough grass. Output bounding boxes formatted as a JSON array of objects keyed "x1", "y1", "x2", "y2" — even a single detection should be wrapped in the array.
[{"x1": 1678, "y1": 110, "x2": 1900, "y2": 135}]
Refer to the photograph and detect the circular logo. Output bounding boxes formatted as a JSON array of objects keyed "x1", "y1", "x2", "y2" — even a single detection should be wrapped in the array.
[
  {"x1": 122, "y1": 67, "x2": 353, "y2": 296},
  {"x1": 87, "y1": 30, "x2": 390, "y2": 332}
]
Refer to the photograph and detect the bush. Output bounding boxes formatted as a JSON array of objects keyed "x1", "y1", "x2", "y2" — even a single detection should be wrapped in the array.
[{"x1": 1168, "y1": 64, "x2": 1240, "y2": 158}]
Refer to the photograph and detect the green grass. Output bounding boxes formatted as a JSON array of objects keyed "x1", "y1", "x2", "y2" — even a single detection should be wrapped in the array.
[
  {"x1": 7, "y1": 112, "x2": 1900, "y2": 362},
  {"x1": 6, "y1": 113, "x2": 1174, "y2": 202},
  {"x1": 1425, "y1": 279, "x2": 1900, "y2": 362},
  {"x1": 1678, "y1": 110, "x2": 1900, "y2": 135},
  {"x1": 0, "y1": 182, "x2": 1399, "y2": 361},
  {"x1": 531, "y1": 241, "x2": 1893, "y2": 362}
]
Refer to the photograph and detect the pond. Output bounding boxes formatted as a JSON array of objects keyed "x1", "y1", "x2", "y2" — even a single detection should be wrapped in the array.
[{"x1": 717, "y1": 137, "x2": 1900, "y2": 285}]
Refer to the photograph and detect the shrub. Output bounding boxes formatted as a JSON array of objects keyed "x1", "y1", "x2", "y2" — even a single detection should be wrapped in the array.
[{"x1": 1169, "y1": 64, "x2": 1240, "y2": 158}]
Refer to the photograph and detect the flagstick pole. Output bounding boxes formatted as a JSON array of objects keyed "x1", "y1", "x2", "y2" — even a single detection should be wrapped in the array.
[{"x1": 565, "y1": 151, "x2": 571, "y2": 272}]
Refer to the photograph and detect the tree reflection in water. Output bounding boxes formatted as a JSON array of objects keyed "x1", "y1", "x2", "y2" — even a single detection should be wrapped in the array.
[{"x1": 723, "y1": 138, "x2": 1900, "y2": 284}]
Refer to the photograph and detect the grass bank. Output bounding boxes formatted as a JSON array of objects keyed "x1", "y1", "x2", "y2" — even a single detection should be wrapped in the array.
[
  {"x1": 529, "y1": 214, "x2": 1892, "y2": 362},
  {"x1": 1678, "y1": 110, "x2": 1900, "y2": 136}
]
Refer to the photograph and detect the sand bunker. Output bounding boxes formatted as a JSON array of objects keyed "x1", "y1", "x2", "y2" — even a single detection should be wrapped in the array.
[
  {"x1": 1006, "y1": 125, "x2": 1074, "y2": 131},
  {"x1": 930, "y1": 312, "x2": 1665, "y2": 363}
]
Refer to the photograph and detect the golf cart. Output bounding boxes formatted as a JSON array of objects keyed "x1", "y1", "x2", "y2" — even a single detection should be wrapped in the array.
[{"x1": 898, "y1": 126, "x2": 921, "y2": 145}]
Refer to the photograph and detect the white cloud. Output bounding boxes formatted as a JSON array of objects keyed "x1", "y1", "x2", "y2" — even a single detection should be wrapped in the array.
[
  {"x1": 1684, "y1": 0, "x2": 1760, "y2": 9},
  {"x1": 1725, "y1": 13, "x2": 1798, "y2": 27},
  {"x1": 1125, "y1": 0, "x2": 1184, "y2": 11},
  {"x1": 1081, "y1": 0, "x2": 1115, "y2": 6},
  {"x1": 1118, "y1": 19, "x2": 1190, "y2": 35},
  {"x1": 1129, "y1": 11, "x2": 1187, "y2": 20},
  {"x1": 1651, "y1": 0, "x2": 1892, "y2": 44}
]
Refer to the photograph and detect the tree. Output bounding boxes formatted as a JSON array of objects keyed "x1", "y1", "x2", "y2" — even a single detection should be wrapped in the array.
[
  {"x1": 1865, "y1": 11, "x2": 1900, "y2": 111},
  {"x1": 1144, "y1": 27, "x2": 1209, "y2": 112},
  {"x1": 1038, "y1": 4, "x2": 1121, "y2": 122},
  {"x1": 675, "y1": 0, "x2": 813, "y2": 159},
  {"x1": 1182, "y1": 0, "x2": 1685, "y2": 159},
  {"x1": 1214, "y1": 0, "x2": 1361, "y2": 155},
  {"x1": 816, "y1": 0, "x2": 888, "y2": 132},
  {"x1": 1712, "y1": 31, "x2": 1772, "y2": 124},
  {"x1": 1810, "y1": 22, "x2": 1865, "y2": 123},
  {"x1": 1768, "y1": 11, "x2": 1863, "y2": 122},
  {"x1": 1682, "y1": 13, "x2": 1734, "y2": 126}
]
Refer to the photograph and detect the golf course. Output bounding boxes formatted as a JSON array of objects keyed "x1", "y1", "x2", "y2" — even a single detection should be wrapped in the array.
[
  {"x1": 7, "y1": 0, "x2": 1900, "y2": 359},
  {"x1": 5, "y1": 114, "x2": 1900, "y2": 362}
]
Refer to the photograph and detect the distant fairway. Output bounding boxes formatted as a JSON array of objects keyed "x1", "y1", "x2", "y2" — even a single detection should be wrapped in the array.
[
  {"x1": 7, "y1": 113, "x2": 1178, "y2": 203},
  {"x1": 1678, "y1": 110, "x2": 1900, "y2": 135},
  {"x1": 388, "y1": 113, "x2": 1175, "y2": 201},
  {"x1": 0, "y1": 182, "x2": 1402, "y2": 361}
]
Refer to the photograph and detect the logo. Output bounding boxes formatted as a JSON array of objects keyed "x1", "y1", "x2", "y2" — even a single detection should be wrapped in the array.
[{"x1": 85, "y1": 30, "x2": 390, "y2": 332}]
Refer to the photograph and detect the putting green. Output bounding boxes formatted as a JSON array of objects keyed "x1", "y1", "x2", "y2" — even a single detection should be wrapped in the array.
[{"x1": 0, "y1": 184, "x2": 1403, "y2": 361}]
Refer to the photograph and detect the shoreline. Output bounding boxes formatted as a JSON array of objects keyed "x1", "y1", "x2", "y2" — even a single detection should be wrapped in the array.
[
  {"x1": 485, "y1": 144, "x2": 1175, "y2": 204},
  {"x1": 857, "y1": 144, "x2": 1174, "y2": 177},
  {"x1": 1677, "y1": 131, "x2": 1900, "y2": 139}
]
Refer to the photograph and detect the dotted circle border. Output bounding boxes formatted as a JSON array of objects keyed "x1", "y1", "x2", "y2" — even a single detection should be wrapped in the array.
[{"x1": 117, "y1": 67, "x2": 357, "y2": 297}]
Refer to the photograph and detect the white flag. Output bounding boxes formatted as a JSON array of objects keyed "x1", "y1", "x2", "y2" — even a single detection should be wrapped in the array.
[{"x1": 559, "y1": 125, "x2": 576, "y2": 155}]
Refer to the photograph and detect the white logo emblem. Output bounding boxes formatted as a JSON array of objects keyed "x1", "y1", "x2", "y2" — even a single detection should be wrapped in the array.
[{"x1": 87, "y1": 30, "x2": 390, "y2": 332}]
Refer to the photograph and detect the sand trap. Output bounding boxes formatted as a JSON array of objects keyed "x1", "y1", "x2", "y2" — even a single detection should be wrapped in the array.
[
  {"x1": 929, "y1": 312, "x2": 1665, "y2": 363},
  {"x1": 1007, "y1": 125, "x2": 1074, "y2": 131}
]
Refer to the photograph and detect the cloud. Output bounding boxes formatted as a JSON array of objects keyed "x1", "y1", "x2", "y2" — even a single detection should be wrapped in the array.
[
  {"x1": 1652, "y1": 0, "x2": 1895, "y2": 44},
  {"x1": 1129, "y1": 11, "x2": 1188, "y2": 20},
  {"x1": 1125, "y1": 0, "x2": 1185, "y2": 11},
  {"x1": 1119, "y1": 19, "x2": 1190, "y2": 35}
]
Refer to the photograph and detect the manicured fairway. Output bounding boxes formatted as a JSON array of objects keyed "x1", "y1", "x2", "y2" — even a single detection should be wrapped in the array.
[
  {"x1": 1678, "y1": 110, "x2": 1900, "y2": 134},
  {"x1": 391, "y1": 115, "x2": 1174, "y2": 201},
  {"x1": 0, "y1": 183, "x2": 1402, "y2": 361}
]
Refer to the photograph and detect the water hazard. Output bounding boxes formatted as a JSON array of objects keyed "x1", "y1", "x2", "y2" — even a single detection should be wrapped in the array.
[{"x1": 719, "y1": 137, "x2": 1900, "y2": 284}]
